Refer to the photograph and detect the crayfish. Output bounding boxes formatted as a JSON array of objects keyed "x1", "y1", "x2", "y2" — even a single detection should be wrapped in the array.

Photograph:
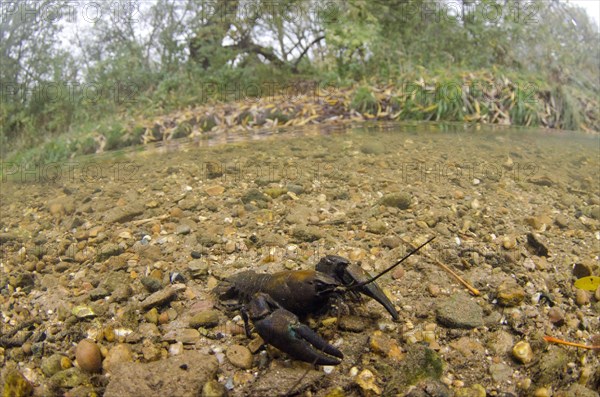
[{"x1": 214, "y1": 237, "x2": 435, "y2": 365}]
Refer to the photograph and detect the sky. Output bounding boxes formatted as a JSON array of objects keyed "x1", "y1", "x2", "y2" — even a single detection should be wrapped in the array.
[{"x1": 569, "y1": 0, "x2": 600, "y2": 26}]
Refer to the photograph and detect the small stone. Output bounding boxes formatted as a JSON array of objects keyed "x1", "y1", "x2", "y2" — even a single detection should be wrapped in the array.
[
  {"x1": 572, "y1": 262, "x2": 593, "y2": 278},
  {"x1": 575, "y1": 289, "x2": 590, "y2": 306},
  {"x1": 140, "y1": 284, "x2": 185, "y2": 309},
  {"x1": 103, "y1": 344, "x2": 133, "y2": 372},
  {"x1": 3, "y1": 370, "x2": 33, "y2": 397},
  {"x1": 141, "y1": 276, "x2": 162, "y2": 293},
  {"x1": 496, "y1": 281, "x2": 525, "y2": 307},
  {"x1": 533, "y1": 388, "x2": 550, "y2": 397},
  {"x1": 42, "y1": 354, "x2": 69, "y2": 377},
  {"x1": 241, "y1": 188, "x2": 270, "y2": 204},
  {"x1": 72, "y1": 305, "x2": 96, "y2": 319},
  {"x1": 202, "y1": 380, "x2": 227, "y2": 397},
  {"x1": 98, "y1": 243, "x2": 123, "y2": 260},
  {"x1": 291, "y1": 226, "x2": 323, "y2": 242},
  {"x1": 226, "y1": 345, "x2": 253, "y2": 369},
  {"x1": 547, "y1": 307, "x2": 565, "y2": 326},
  {"x1": 75, "y1": 339, "x2": 102, "y2": 373},
  {"x1": 512, "y1": 341, "x2": 534, "y2": 364},
  {"x1": 369, "y1": 331, "x2": 404, "y2": 361},
  {"x1": 339, "y1": 316, "x2": 367, "y2": 332},
  {"x1": 554, "y1": 214, "x2": 569, "y2": 228},
  {"x1": 176, "y1": 224, "x2": 191, "y2": 235},
  {"x1": 436, "y1": 294, "x2": 484, "y2": 329},
  {"x1": 392, "y1": 267, "x2": 405, "y2": 280},
  {"x1": 502, "y1": 235, "x2": 516, "y2": 250},
  {"x1": 205, "y1": 185, "x2": 225, "y2": 196},
  {"x1": 189, "y1": 310, "x2": 220, "y2": 328},
  {"x1": 188, "y1": 260, "x2": 209, "y2": 279},
  {"x1": 427, "y1": 284, "x2": 441, "y2": 297},
  {"x1": 144, "y1": 308, "x2": 159, "y2": 324},
  {"x1": 89, "y1": 287, "x2": 110, "y2": 300},
  {"x1": 355, "y1": 368, "x2": 382, "y2": 395},
  {"x1": 264, "y1": 187, "x2": 287, "y2": 199},
  {"x1": 224, "y1": 240, "x2": 236, "y2": 254},
  {"x1": 381, "y1": 236, "x2": 401, "y2": 249},
  {"x1": 174, "y1": 329, "x2": 201, "y2": 344},
  {"x1": 49, "y1": 367, "x2": 88, "y2": 388},
  {"x1": 526, "y1": 233, "x2": 549, "y2": 257},
  {"x1": 489, "y1": 362, "x2": 512, "y2": 382},
  {"x1": 366, "y1": 220, "x2": 387, "y2": 234},
  {"x1": 248, "y1": 336, "x2": 265, "y2": 354},
  {"x1": 595, "y1": 286, "x2": 600, "y2": 301},
  {"x1": 379, "y1": 193, "x2": 411, "y2": 210}
]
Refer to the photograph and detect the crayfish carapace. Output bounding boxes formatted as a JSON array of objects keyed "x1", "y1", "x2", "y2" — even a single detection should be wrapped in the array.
[{"x1": 214, "y1": 236, "x2": 435, "y2": 365}]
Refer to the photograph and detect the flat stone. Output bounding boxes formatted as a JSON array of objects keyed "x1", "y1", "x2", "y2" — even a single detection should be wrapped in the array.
[
  {"x1": 496, "y1": 281, "x2": 525, "y2": 307},
  {"x1": 189, "y1": 310, "x2": 220, "y2": 328},
  {"x1": 140, "y1": 284, "x2": 186, "y2": 310},
  {"x1": 436, "y1": 294, "x2": 484, "y2": 329},
  {"x1": 339, "y1": 316, "x2": 368, "y2": 332},
  {"x1": 104, "y1": 204, "x2": 144, "y2": 223},
  {"x1": 226, "y1": 344, "x2": 253, "y2": 369},
  {"x1": 489, "y1": 363, "x2": 512, "y2": 382},
  {"x1": 104, "y1": 351, "x2": 218, "y2": 397}
]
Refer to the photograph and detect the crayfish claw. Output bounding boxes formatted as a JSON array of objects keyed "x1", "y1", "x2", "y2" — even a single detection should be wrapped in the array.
[{"x1": 249, "y1": 293, "x2": 343, "y2": 366}]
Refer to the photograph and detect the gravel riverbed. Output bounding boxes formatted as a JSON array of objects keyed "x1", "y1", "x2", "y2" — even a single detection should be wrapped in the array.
[{"x1": 1, "y1": 124, "x2": 599, "y2": 396}]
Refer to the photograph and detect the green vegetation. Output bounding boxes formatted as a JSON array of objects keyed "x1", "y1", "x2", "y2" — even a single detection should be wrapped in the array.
[{"x1": 1, "y1": 0, "x2": 598, "y2": 164}]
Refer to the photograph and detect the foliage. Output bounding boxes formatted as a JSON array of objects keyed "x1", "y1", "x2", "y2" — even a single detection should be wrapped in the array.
[{"x1": 1, "y1": 0, "x2": 598, "y2": 163}]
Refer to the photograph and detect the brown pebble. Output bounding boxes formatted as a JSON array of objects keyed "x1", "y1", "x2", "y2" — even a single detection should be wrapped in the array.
[
  {"x1": 75, "y1": 339, "x2": 103, "y2": 373},
  {"x1": 595, "y1": 286, "x2": 600, "y2": 301},
  {"x1": 427, "y1": 284, "x2": 440, "y2": 297},
  {"x1": 158, "y1": 311, "x2": 170, "y2": 324},
  {"x1": 170, "y1": 207, "x2": 183, "y2": 217},
  {"x1": 575, "y1": 289, "x2": 590, "y2": 306},
  {"x1": 392, "y1": 267, "x2": 405, "y2": 280},
  {"x1": 226, "y1": 344, "x2": 253, "y2": 369},
  {"x1": 103, "y1": 344, "x2": 133, "y2": 372},
  {"x1": 547, "y1": 307, "x2": 564, "y2": 326}
]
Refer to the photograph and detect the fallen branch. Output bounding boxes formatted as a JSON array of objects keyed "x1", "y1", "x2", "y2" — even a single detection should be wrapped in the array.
[{"x1": 408, "y1": 241, "x2": 481, "y2": 296}]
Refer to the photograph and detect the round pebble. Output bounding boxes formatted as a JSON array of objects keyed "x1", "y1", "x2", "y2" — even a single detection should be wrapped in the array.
[
  {"x1": 226, "y1": 344, "x2": 253, "y2": 369},
  {"x1": 75, "y1": 339, "x2": 102, "y2": 373},
  {"x1": 575, "y1": 289, "x2": 590, "y2": 306},
  {"x1": 103, "y1": 343, "x2": 133, "y2": 372},
  {"x1": 512, "y1": 341, "x2": 534, "y2": 364}
]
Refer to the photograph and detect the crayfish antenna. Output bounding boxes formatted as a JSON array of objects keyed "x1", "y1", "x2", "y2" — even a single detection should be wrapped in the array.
[{"x1": 348, "y1": 235, "x2": 435, "y2": 291}]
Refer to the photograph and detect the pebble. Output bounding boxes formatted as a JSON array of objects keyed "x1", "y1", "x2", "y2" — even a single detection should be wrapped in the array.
[
  {"x1": 572, "y1": 262, "x2": 593, "y2": 278},
  {"x1": 42, "y1": 354, "x2": 70, "y2": 377},
  {"x1": 512, "y1": 341, "x2": 534, "y2": 364},
  {"x1": 188, "y1": 260, "x2": 209, "y2": 279},
  {"x1": 496, "y1": 281, "x2": 525, "y2": 307},
  {"x1": 226, "y1": 345, "x2": 253, "y2": 369},
  {"x1": 339, "y1": 316, "x2": 367, "y2": 332},
  {"x1": 103, "y1": 344, "x2": 133, "y2": 372},
  {"x1": 175, "y1": 224, "x2": 191, "y2": 235},
  {"x1": 379, "y1": 193, "x2": 411, "y2": 209},
  {"x1": 547, "y1": 307, "x2": 565, "y2": 326},
  {"x1": 526, "y1": 232, "x2": 549, "y2": 257},
  {"x1": 369, "y1": 331, "x2": 404, "y2": 360},
  {"x1": 575, "y1": 289, "x2": 590, "y2": 306},
  {"x1": 501, "y1": 235, "x2": 517, "y2": 249},
  {"x1": 141, "y1": 276, "x2": 162, "y2": 293},
  {"x1": 72, "y1": 305, "x2": 96, "y2": 319},
  {"x1": 75, "y1": 339, "x2": 103, "y2": 373},
  {"x1": 355, "y1": 368, "x2": 381, "y2": 395},
  {"x1": 595, "y1": 286, "x2": 600, "y2": 301},
  {"x1": 140, "y1": 284, "x2": 186, "y2": 309},
  {"x1": 488, "y1": 362, "x2": 512, "y2": 382},
  {"x1": 189, "y1": 310, "x2": 220, "y2": 328},
  {"x1": 205, "y1": 185, "x2": 225, "y2": 196},
  {"x1": 3, "y1": 370, "x2": 34, "y2": 396},
  {"x1": 381, "y1": 236, "x2": 401, "y2": 249},
  {"x1": 202, "y1": 380, "x2": 227, "y2": 397},
  {"x1": 436, "y1": 294, "x2": 484, "y2": 329}
]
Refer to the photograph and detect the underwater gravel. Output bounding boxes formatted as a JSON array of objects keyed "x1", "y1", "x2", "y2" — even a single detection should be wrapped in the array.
[{"x1": 1, "y1": 124, "x2": 599, "y2": 396}]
